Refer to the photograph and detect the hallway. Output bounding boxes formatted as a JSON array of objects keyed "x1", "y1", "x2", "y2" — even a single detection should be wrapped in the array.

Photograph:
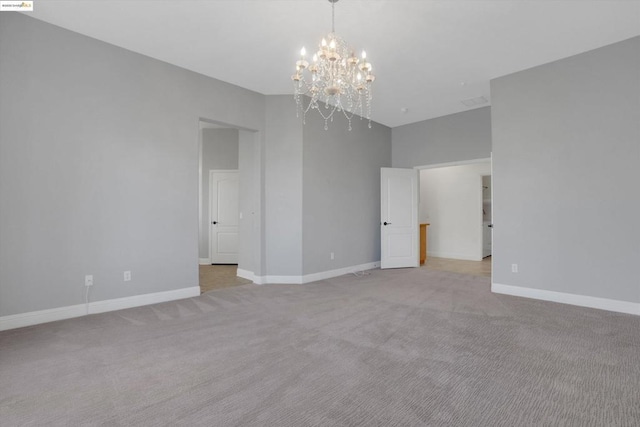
[{"x1": 199, "y1": 265, "x2": 252, "y2": 294}]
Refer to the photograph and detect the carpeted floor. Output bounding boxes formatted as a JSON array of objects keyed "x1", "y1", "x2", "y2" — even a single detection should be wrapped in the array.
[{"x1": 1, "y1": 268, "x2": 638, "y2": 426}]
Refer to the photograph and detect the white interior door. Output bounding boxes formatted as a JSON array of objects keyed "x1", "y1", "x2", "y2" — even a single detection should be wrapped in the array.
[
  {"x1": 210, "y1": 170, "x2": 239, "y2": 264},
  {"x1": 381, "y1": 167, "x2": 419, "y2": 269}
]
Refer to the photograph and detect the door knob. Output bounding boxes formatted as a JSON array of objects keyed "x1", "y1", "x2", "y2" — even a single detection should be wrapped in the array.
[
  {"x1": 383, "y1": 221, "x2": 391, "y2": 226},
  {"x1": 488, "y1": 224, "x2": 493, "y2": 228},
  {"x1": 212, "y1": 221, "x2": 218, "y2": 225}
]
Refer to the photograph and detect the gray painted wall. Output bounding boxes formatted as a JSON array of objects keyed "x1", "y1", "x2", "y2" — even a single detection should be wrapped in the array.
[
  {"x1": 392, "y1": 107, "x2": 492, "y2": 167},
  {"x1": 302, "y1": 114, "x2": 392, "y2": 275},
  {"x1": 0, "y1": 14, "x2": 265, "y2": 316},
  {"x1": 203, "y1": 129, "x2": 239, "y2": 170},
  {"x1": 237, "y1": 129, "x2": 261, "y2": 275},
  {"x1": 491, "y1": 36, "x2": 640, "y2": 303},
  {"x1": 264, "y1": 96, "x2": 303, "y2": 276},
  {"x1": 199, "y1": 128, "x2": 239, "y2": 259}
]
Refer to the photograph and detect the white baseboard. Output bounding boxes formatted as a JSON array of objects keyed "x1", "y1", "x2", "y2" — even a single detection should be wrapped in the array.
[
  {"x1": 237, "y1": 268, "x2": 261, "y2": 284},
  {"x1": 238, "y1": 262, "x2": 380, "y2": 285},
  {"x1": 237, "y1": 268, "x2": 297, "y2": 285},
  {"x1": 427, "y1": 251, "x2": 482, "y2": 261},
  {"x1": 0, "y1": 286, "x2": 201, "y2": 331},
  {"x1": 300, "y1": 261, "x2": 380, "y2": 284},
  {"x1": 492, "y1": 283, "x2": 640, "y2": 316},
  {"x1": 261, "y1": 275, "x2": 302, "y2": 284},
  {"x1": 0, "y1": 304, "x2": 88, "y2": 332},
  {"x1": 199, "y1": 258, "x2": 211, "y2": 265}
]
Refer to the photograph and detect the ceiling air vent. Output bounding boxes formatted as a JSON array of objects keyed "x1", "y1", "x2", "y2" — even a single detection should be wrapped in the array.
[{"x1": 461, "y1": 96, "x2": 488, "y2": 107}]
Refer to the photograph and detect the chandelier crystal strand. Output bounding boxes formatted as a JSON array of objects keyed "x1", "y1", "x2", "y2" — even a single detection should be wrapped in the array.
[{"x1": 292, "y1": 0, "x2": 375, "y2": 130}]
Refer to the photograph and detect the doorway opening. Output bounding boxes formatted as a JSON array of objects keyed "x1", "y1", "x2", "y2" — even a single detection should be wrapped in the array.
[
  {"x1": 197, "y1": 119, "x2": 260, "y2": 294},
  {"x1": 417, "y1": 158, "x2": 492, "y2": 278}
]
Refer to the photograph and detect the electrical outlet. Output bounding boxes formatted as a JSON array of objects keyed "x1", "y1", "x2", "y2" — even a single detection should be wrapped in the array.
[
  {"x1": 330, "y1": 252, "x2": 335, "y2": 260},
  {"x1": 124, "y1": 271, "x2": 131, "y2": 282},
  {"x1": 511, "y1": 264, "x2": 518, "y2": 273},
  {"x1": 85, "y1": 275, "x2": 93, "y2": 287}
]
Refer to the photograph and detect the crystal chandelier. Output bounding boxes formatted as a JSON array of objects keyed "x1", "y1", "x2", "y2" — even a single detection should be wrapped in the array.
[{"x1": 291, "y1": 0, "x2": 375, "y2": 130}]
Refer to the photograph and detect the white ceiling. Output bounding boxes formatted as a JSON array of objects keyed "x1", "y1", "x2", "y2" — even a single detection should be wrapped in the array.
[{"x1": 24, "y1": 0, "x2": 640, "y2": 128}]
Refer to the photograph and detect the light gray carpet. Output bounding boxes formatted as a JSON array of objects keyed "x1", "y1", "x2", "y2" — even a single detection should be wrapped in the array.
[{"x1": 1, "y1": 268, "x2": 639, "y2": 426}]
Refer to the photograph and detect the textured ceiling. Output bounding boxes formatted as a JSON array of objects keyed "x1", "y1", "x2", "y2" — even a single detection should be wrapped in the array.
[{"x1": 23, "y1": 0, "x2": 640, "y2": 127}]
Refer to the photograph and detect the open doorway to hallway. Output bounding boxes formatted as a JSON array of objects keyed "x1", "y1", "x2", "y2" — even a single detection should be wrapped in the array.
[
  {"x1": 197, "y1": 119, "x2": 261, "y2": 294},
  {"x1": 418, "y1": 158, "x2": 492, "y2": 278},
  {"x1": 199, "y1": 122, "x2": 239, "y2": 264}
]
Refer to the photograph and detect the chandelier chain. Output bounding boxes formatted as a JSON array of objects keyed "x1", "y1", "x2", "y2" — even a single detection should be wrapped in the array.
[{"x1": 332, "y1": 1, "x2": 335, "y2": 33}]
